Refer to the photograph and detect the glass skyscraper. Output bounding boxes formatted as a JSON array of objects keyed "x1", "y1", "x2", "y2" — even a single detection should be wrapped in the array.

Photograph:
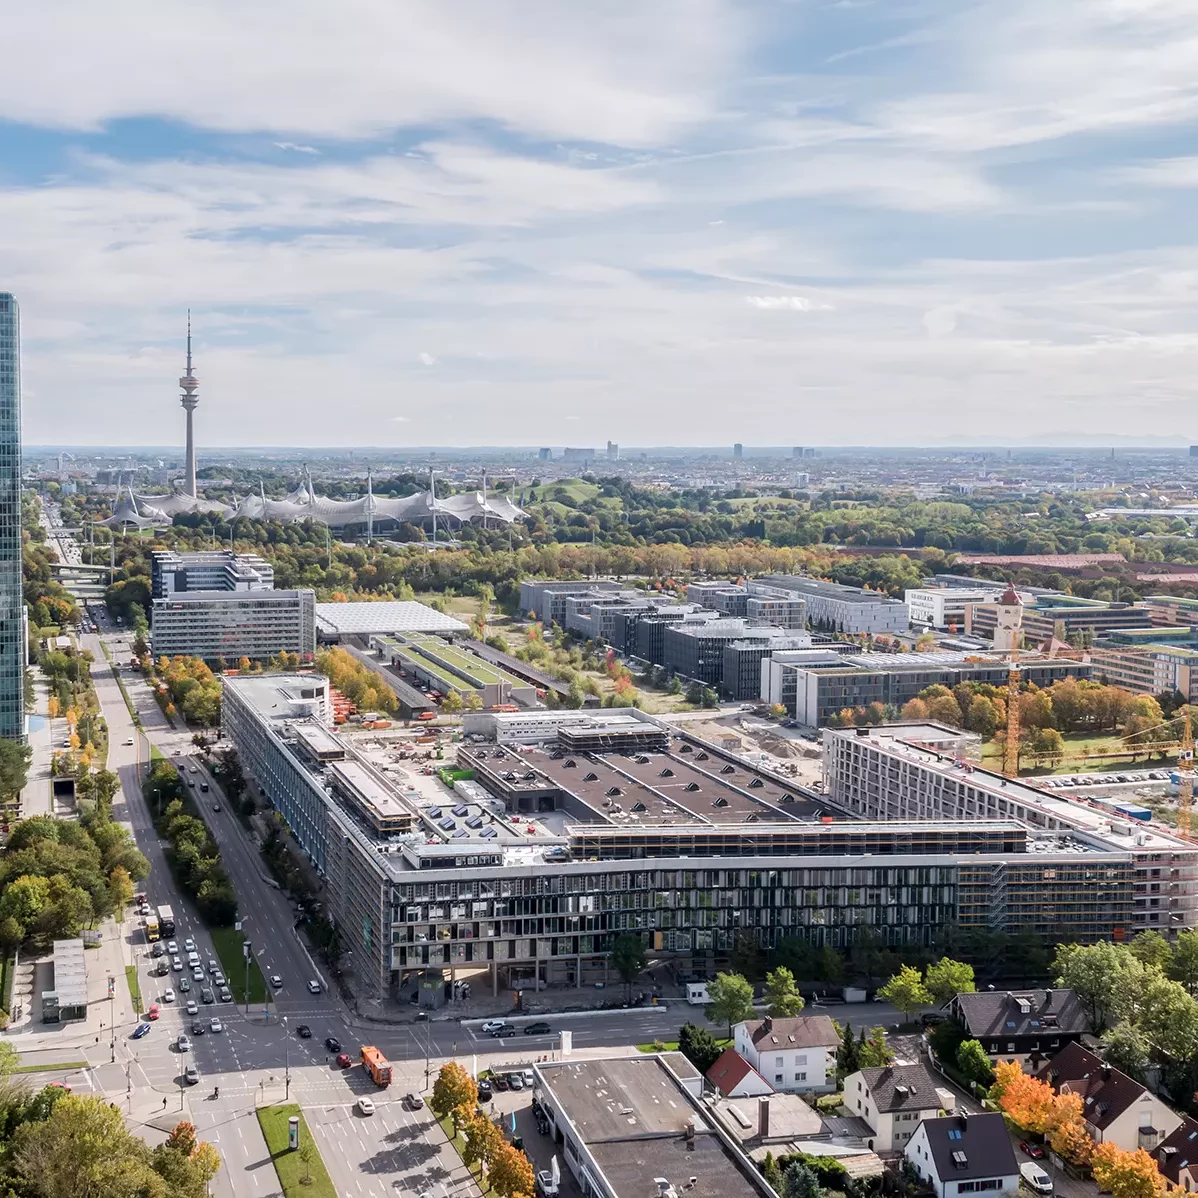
[{"x1": 0, "y1": 294, "x2": 24, "y2": 741}]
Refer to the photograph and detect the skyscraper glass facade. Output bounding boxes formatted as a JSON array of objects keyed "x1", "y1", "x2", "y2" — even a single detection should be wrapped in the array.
[{"x1": 0, "y1": 294, "x2": 24, "y2": 741}]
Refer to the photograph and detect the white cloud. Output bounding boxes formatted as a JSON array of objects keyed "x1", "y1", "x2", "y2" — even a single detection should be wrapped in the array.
[
  {"x1": 0, "y1": 0, "x2": 742, "y2": 146},
  {"x1": 746, "y1": 296, "x2": 833, "y2": 311},
  {"x1": 418, "y1": 353, "x2": 436, "y2": 366},
  {"x1": 273, "y1": 142, "x2": 319, "y2": 155}
]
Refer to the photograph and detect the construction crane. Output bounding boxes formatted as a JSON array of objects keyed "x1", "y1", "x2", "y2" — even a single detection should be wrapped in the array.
[
  {"x1": 1002, "y1": 648, "x2": 1021, "y2": 778},
  {"x1": 1179, "y1": 706, "x2": 1194, "y2": 837}
]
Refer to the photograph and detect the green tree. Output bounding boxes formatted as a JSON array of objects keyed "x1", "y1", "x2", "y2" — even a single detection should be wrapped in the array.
[
  {"x1": 1170, "y1": 930, "x2": 1198, "y2": 995},
  {"x1": 0, "y1": 739, "x2": 32, "y2": 801},
  {"x1": 956, "y1": 1039, "x2": 994, "y2": 1087},
  {"x1": 706, "y1": 972, "x2": 756, "y2": 1037},
  {"x1": 763, "y1": 1151, "x2": 783, "y2": 1195},
  {"x1": 836, "y1": 1021, "x2": 859, "y2": 1076},
  {"x1": 678, "y1": 1023, "x2": 722, "y2": 1074},
  {"x1": 440, "y1": 689, "x2": 464, "y2": 714},
  {"x1": 877, "y1": 965, "x2": 932, "y2": 1020},
  {"x1": 1100, "y1": 1023, "x2": 1152, "y2": 1083},
  {"x1": 764, "y1": 967, "x2": 805, "y2": 1018},
  {"x1": 783, "y1": 1161, "x2": 824, "y2": 1198},
  {"x1": 15, "y1": 1093, "x2": 165, "y2": 1198},
  {"x1": 925, "y1": 957, "x2": 975, "y2": 1003},
  {"x1": 1129, "y1": 931, "x2": 1173, "y2": 972},
  {"x1": 610, "y1": 933, "x2": 647, "y2": 1000},
  {"x1": 1054, "y1": 942, "x2": 1148, "y2": 1032},
  {"x1": 858, "y1": 1026, "x2": 895, "y2": 1068},
  {"x1": 298, "y1": 1139, "x2": 317, "y2": 1185}
]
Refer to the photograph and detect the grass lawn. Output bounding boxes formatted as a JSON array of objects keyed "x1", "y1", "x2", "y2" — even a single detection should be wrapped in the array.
[
  {"x1": 149, "y1": 743, "x2": 165, "y2": 761},
  {"x1": 0, "y1": 955, "x2": 13, "y2": 1015},
  {"x1": 526, "y1": 478, "x2": 601, "y2": 505},
  {"x1": 257, "y1": 1104, "x2": 335, "y2": 1198},
  {"x1": 637, "y1": 1037, "x2": 730, "y2": 1054},
  {"x1": 210, "y1": 927, "x2": 268, "y2": 1004},
  {"x1": 124, "y1": 964, "x2": 143, "y2": 1015},
  {"x1": 981, "y1": 730, "x2": 1178, "y2": 776},
  {"x1": 12, "y1": 1060, "x2": 88, "y2": 1074},
  {"x1": 437, "y1": 1113, "x2": 489, "y2": 1192}
]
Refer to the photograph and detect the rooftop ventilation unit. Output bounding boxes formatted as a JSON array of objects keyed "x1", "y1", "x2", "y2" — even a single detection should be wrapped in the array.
[
  {"x1": 452, "y1": 829, "x2": 468, "y2": 839},
  {"x1": 685, "y1": 782, "x2": 701, "y2": 792},
  {"x1": 564, "y1": 759, "x2": 577, "y2": 769},
  {"x1": 680, "y1": 744, "x2": 694, "y2": 754},
  {"x1": 632, "y1": 802, "x2": 647, "y2": 813},
  {"x1": 466, "y1": 816, "x2": 484, "y2": 829},
  {"x1": 713, "y1": 797, "x2": 729, "y2": 808},
  {"x1": 481, "y1": 827, "x2": 497, "y2": 838},
  {"x1": 749, "y1": 778, "x2": 764, "y2": 788},
  {"x1": 438, "y1": 817, "x2": 455, "y2": 830},
  {"x1": 779, "y1": 793, "x2": 796, "y2": 803},
  {"x1": 696, "y1": 751, "x2": 709, "y2": 760},
  {"x1": 660, "y1": 768, "x2": 675, "y2": 778},
  {"x1": 721, "y1": 764, "x2": 736, "y2": 775},
  {"x1": 583, "y1": 772, "x2": 599, "y2": 782},
  {"x1": 453, "y1": 804, "x2": 468, "y2": 817},
  {"x1": 428, "y1": 806, "x2": 442, "y2": 818},
  {"x1": 606, "y1": 787, "x2": 623, "y2": 797}
]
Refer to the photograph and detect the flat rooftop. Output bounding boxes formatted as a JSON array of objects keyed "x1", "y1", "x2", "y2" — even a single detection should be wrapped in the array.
[
  {"x1": 757, "y1": 575, "x2": 906, "y2": 605},
  {"x1": 315, "y1": 600, "x2": 468, "y2": 637},
  {"x1": 524, "y1": 744, "x2": 830, "y2": 826},
  {"x1": 540, "y1": 1057, "x2": 765, "y2": 1198},
  {"x1": 836, "y1": 726, "x2": 1191, "y2": 853}
]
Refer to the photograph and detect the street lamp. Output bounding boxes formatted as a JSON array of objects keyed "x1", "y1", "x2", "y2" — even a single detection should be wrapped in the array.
[
  {"x1": 281, "y1": 1017, "x2": 291, "y2": 1101},
  {"x1": 107, "y1": 975, "x2": 116, "y2": 1063}
]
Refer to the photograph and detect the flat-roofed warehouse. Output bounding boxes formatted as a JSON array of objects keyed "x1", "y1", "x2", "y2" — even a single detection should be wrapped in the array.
[{"x1": 314, "y1": 600, "x2": 468, "y2": 641}]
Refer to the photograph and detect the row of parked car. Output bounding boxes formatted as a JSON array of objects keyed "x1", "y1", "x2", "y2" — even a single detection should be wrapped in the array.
[{"x1": 1042, "y1": 770, "x2": 1170, "y2": 788}]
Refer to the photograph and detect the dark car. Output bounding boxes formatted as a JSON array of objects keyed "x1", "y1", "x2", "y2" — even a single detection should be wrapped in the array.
[
  {"x1": 477, "y1": 1078, "x2": 493, "y2": 1102},
  {"x1": 524, "y1": 1021, "x2": 552, "y2": 1036},
  {"x1": 494, "y1": 1074, "x2": 510, "y2": 1091},
  {"x1": 191, "y1": 1022, "x2": 207, "y2": 1035},
  {"x1": 131, "y1": 1022, "x2": 152, "y2": 1039},
  {"x1": 1020, "y1": 1141, "x2": 1046, "y2": 1160},
  {"x1": 297, "y1": 1025, "x2": 312, "y2": 1038},
  {"x1": 200, "y1": 988, "x2": 214, "y2": 1004},
  {"x1": 325, "y1": 1037, "x2": 342, "y2": 1053}
]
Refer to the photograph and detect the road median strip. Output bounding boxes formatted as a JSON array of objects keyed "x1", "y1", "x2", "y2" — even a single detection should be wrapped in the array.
[
  {"x1": 125, "y1": 964, "x2": 143, "y2": 1015},
  {"x1": 257, "y1": 1103, "x2": 335, "y2": 1198},
  {"x1": 13, "y1": 1060, "x2": 88, "y2": 1074}
]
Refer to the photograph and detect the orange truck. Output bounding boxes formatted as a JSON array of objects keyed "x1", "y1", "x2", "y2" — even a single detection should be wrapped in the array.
[{"x1": 361, "y1": 1045, "x2": 393, "y2": 1087}]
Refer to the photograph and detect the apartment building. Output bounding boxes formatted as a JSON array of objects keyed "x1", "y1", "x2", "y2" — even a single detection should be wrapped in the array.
[
  {"x1": 823, "y1": 723, "x2": 1198, "y2": 937},
  {"x1": 151, "y1": 548, "x2": 274, "y2": 598},
  {"x1": 754, "y1": 575, "x2": 909, "y2": 636},
  {"x1": 151, "y1": 589, "x2": 316, "y2": 662},
  {"x1": 905, "y1": 586, "x2": 1016, "y2": 630}
]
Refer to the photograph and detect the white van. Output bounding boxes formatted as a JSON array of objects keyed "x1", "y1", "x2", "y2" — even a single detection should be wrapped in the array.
[{"x1": 1021, "y1": 1162, "x2": 1052, "y2": 1194}]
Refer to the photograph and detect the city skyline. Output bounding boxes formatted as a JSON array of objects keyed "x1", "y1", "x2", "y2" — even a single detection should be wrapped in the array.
[{"x1": 1, "y1": 3, "x2": 1197, "y2": 447}]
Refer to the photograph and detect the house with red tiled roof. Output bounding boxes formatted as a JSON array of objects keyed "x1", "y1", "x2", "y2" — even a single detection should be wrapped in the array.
[
  {"x1": 705, "y1": 1047, "x2": 773, "y2": 1099},
  {"x1": 733, "y1": 1014, "x2": 840, "y2": 1094},
  {"x1": 1154, "y1": 1117, "x2": 1198, "y2": 1192},
  {"x1": 1038, "y1": 1043, "x2": 1182, "y2": 1153}
]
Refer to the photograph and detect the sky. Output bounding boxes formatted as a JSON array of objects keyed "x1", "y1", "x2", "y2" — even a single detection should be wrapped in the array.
[{"x1": 4, "y1": 0, "x2": 1198, "y2": 449}]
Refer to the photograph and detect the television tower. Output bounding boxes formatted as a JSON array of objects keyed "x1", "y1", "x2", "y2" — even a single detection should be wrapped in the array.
[{"x1": 179, "y1": 311, "x2": 199, "y2": 498}]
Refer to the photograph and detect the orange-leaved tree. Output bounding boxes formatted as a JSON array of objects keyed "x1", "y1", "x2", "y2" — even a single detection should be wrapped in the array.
[
  {"x1": 1091, "y1": 1143, "x2": 1165, "y2": 1198},
  {"x1": 991, "y1": 1061, "x2": 1058, "y2": 1134}
]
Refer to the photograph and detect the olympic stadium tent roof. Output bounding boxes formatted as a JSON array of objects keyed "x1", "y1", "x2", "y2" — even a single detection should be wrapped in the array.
[{"x1": 315, "y1": 601, "x2": 470, "y2": 638}]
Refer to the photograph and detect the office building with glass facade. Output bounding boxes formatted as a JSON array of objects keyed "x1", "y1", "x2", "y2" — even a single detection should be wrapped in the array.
[
  {"x1": 224, "y1": 680, "x2": 1158, "y2": 999},
  {"x1": 0, "y1": 294, "x2": 24, "y2": 741}
]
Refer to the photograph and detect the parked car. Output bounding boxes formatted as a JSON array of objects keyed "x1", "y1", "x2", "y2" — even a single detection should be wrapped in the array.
[
  {"x1": 508, "y1": 1073, "x2": 525, "y2": 1090},
  {"x1": 477, "y1": 1079, "x2": 493, "y2": 1102},
  {"x1": 1020, "y1": 1142, "x2": 1046, "y2": 1160},
  {"x1": 1020, "y1": 1163, "x2": 1052, "y2": 1194}
]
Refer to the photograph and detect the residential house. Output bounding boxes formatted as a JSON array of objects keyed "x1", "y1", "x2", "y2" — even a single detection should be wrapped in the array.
[
  {"x1": 904, "y1": 1112, "x2": 1019, "y2": 1198},
  {"x1": 945, "y1": 988, "x2": 1087, "y2": 1067},
  {"x1": 1155, "y1": 1117, "x2": 1198, "y2": 1192},
  {"x1": 1038, "y1": 1042, "x2": 1182, "y2": 1152},
  {"x1": 733, "y1": 1015, "x2": 840, "y2": 1094},
  {"x1": 843, "y1": 1062, "x2": 958, "y2": 1153},
  {"x1": 707, "y1": 1048, "x2": 773, "y2": 1099}
]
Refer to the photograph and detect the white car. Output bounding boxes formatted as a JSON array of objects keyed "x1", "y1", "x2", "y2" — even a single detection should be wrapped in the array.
[
  {"x1": 171, "y1": 957, "x2": 183, "y2": 972},
  {"x1": 209, "y1": 1017, "x2": 223, "y2": 1034},
  {"x1": 307, "y1": 980, "x2": 322, "y2": 995},
  {"x1": 176, "y1": 1034, "x2": 192, "y2": 1053},
  {"x1": 481, "y1": 1020, "x2": 509, "y2": 1036},
  {"x1": 185, "y1": 1001, "x2": 198, "y2": 1016},
  {"x1": 162, "y1": 988, "x2": 176, "y2": 1003},
  {"x1": 356, "y1": 1097, "x2": 376, "y2": 1116}
]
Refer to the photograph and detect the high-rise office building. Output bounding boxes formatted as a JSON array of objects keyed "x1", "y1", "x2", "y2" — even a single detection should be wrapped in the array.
[{"x1": 0, "y1": 294, "x2": 24, "y2": 740}]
